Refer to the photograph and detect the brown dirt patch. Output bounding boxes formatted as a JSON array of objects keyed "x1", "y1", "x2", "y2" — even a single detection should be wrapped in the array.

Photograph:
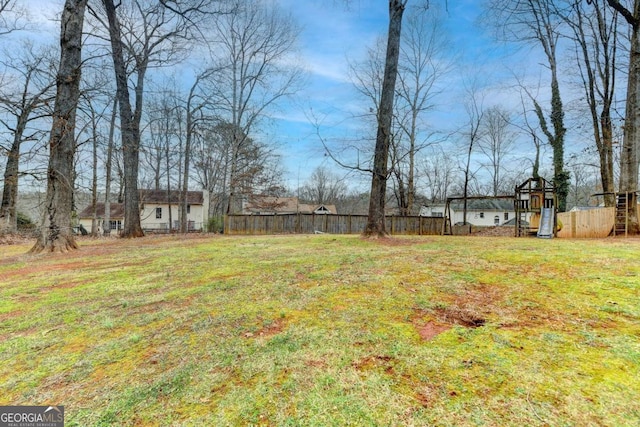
[
  {"x1": 244, "y1": 318, "x2": 286, "y2": 339},
  {"x1": 411, "y1": 284, "x2": 502, "y2": 340},
  {"x1": 352, "y1": 355, "x2": 395, "y2": 373},
  {"x1": 416, "y1": 321, "x2": 452, "y2": 340},
  {"x1": 304, "y1": 359, "x2": 329, "y2": 369},
  {"x1": 471, "y1": 226, "x2": 516, "y2": 237},
  {"x1": 436, "y1": 306, "x2": 486, "y2": 328}
]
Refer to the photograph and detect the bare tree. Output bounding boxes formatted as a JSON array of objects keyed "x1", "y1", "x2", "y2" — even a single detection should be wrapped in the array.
[
  {"x1": 30, "y1": 0, "x2": 87, "y2": 253},
  {"x1": 460, "y1": 81, "x2": 485, "y2": 225},
  {"x1": 421, "y1": 146, "x2": 457, "y2": 203},
  {"x1": 486, "y1": 0, "x2": 570, "y2": 211},
  {"x1": 98, "y1": 0, "x2": 205, "y2": 237},
  {"x1": 347, "y1": 5, "x2": 448, "y2": 217},
  {"x1": 0, "y1": 41, "x2": 56, "y2": 232},
  {"x1": 562, "y1": 0, "x2": 619, "y2": 207},
  {"x1": 364, "y1": 0, "x2": 407, "y2": 236},
  {"x1": 392, "y1": 7, "x2": 451, "y2": 215},
  {"x1": 603, "y1": 0, "x2": 640, "y2": 233},
  {"x1": 478, "y1": 105, "x2": 515, "y2": 196},
  {"x1": 180, "y1": 68, "x2": 216, "y2": 232},
  {"x1": 513, "y1": 86, "x2": 544, "y2": 180},
  {"x1": 79, "y1": 93, "x2": 102, "y2": 236},
  {"x1": 567, "y1": 149, "x2": 601, "y2": 206},
  {"x1": 192, "y1": 122, "x2": 232, "y2": 219},
  {"x1": 0, "y1": 0, "x2": 27, "y2": 36},
  {"x1": 192, "y1": 120, "x2": 284, "y2": 219},
  {"x1": 205, "y1": 0, "x2": 302, "y2": 214},
  {"x1": 143, "y1": 90, "x2": 179, "y2": 191},
  {"x1": 101, "y1": 0, "x2": 143, "y2": 237},
  {"x1": 103, "y1": 96, "x2": 117, "y2": 235},
  {"x1": 299, "y1": 166, "x2": 348, "y2": 205}
]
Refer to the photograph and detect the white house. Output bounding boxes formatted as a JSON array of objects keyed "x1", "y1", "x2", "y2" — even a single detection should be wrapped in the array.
[
  {"x1": 78, "y1": 189, "x2": 209, "y2": 233},
  {"x1": 420, "y1": 199, "x2": 517, "y2": 227}
]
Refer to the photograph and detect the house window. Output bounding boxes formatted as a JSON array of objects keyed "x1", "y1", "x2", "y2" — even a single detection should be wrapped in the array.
[
  {"x1": 479, "y1": 212, "x2": 484, "y2": 219},
  {"x1": 504, "y1": 212, "x2": 509, "y2": 221},
  {"x1": 156, "y1": 207, "x2": 162, "y2": 219},
  {"x1": 109, "y1": 220, "x2": 122, "y2": 230},
  {"x1": 494, "y1": 215, "x2": 500, "y2": 225},
  {"x1": 187, "y1": 204, "x2": 191, "y2": 214}
]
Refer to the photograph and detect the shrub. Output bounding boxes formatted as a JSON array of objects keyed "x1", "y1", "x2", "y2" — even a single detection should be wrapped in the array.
[
  {"x1": 206, "y1": 216, "x2": 224, "y2": 233},
  {"x1": 17, "y1": 211, "x2": 36, "y2": 231}
]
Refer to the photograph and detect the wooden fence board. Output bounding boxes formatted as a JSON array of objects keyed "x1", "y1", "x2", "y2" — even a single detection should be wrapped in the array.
[
  {"x1": 226, "y1": 208, "x2": 627, "y2": 238},
  {"x1": 557, "y1": 207, "x2": 615, "y2": 238},
  {"x1": 225, "y1": 214, "x2": 444, "y2": 236}
]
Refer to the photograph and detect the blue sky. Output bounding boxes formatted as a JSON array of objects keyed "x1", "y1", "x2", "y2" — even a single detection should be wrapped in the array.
[
  {"x1": 270, "y1": 0, "x2": 529, "y2": 190},
  {"x1": 16, "y1": 0, "x2": 562, "y2": 195}
]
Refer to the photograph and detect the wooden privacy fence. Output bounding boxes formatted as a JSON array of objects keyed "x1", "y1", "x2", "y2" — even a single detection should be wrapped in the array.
[
  {"x1": 224, "y1": 213, "x2": 444, "y2": 235},
  {"x1": 557, "y1": 207, "x2": 615, "y2": 238},
  {"x1": 226, "y1": 209, "x2": 627, "y2": 238}
]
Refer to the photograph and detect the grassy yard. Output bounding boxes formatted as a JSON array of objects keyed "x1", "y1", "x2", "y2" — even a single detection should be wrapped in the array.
[{"x1": 0, "y1": 234, "x2": 639, "y2": 426}]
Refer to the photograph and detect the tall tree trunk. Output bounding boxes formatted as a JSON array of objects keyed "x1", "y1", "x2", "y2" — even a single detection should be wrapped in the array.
[
  {"x1": 226, "y1": 127, "x2": 245, "y2": 215},
  {"x1": 408, "y1": 133, "x2": 415, "y2": 215},
  {"x1": 569, "y1": 0, "x2": 617, "y2": 207},
  {"x1": 620, "y1": 24, "x2": 640, "y2": 232},
  {"x1": 593, "y1": 108, "x2": 616, "y2": 206},
  {"x1": 30, "y1": 0, "x2": 87, "y2": 253},
  {"x1": 88, "y1": 99, "x2": 99, "y2": 236},
  {"x1": 166, "y1": 143, "x2": 172, "y2": 231},
  {"x1": 91, "y1": 121, "x2": 98, "y2": 236},
  {"x1": 364, "y1": 0, "x2": 405, "y2": 237},
  {"x1": 605, "y1": 0, "x2": 640, "y2": 233},
  {"x1": 549, "y1": 66, "x2": 569, "y2": 212},
  {"x1": 0, "y1": 114, "x2": 26, "y2": 232},
  {"x1": 463, "y1": 142, "x2": 473, "y2": 225},
  {"x1": 103, "y1": 0, "x2": 144, "y2": 237},
  {"x1": 181, "y1": 110, "x2": 193, "y2": 233},
  {"x1": 103, "y1": 97, "x2": 117, "y2": 235}
]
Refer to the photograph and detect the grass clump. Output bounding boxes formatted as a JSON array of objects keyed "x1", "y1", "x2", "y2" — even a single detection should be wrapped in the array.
[{"x1": 1, "y1": 234, "x2": 639, "y2": 426}]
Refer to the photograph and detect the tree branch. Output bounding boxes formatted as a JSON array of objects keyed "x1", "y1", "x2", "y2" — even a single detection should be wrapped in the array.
[{"x1": 605, "y1": 0, "x2": 637, "y2": 27}]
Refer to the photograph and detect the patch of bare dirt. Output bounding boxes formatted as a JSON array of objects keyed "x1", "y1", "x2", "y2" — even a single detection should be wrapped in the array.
[
  {"x1": 416, "y1": 321, "x2": 452, "y2": 340},
  {"x1": 243, "y1": 318, "x2": 286, "y2": 339},
  {"x1": 352, "y1": 355, "x2": 396, "y2": 374},
  {"x1": 471, "y1": 226, "x2": 516, "y2": 237},
  {"x1": 436, "y1": 306, "x2": 487, "y2": 328},
  {"x1": 411, "y1": 284, "x2": 502, "y2": 340},
  {"x1": 304, "y1": 359, "x2": 329, "y2": 369}
]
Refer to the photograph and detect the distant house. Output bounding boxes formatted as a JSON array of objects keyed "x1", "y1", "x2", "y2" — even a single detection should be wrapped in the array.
[
  {"x1": 78, "y1": 189, "x2": 209, "y2": 233},
  {"x1": 77, "y1": 203, "x2": 125, "y2": 233},
  {"x1": 242, "y1": 196, "x2": 337, "y2": 215},
  {"x1": 420, "y1": 198, "x2": 516, "y2": 226}
]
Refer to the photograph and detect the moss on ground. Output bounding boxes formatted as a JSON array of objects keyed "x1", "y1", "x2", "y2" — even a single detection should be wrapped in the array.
[{"x1": 0, "y1": 234, "x2": 639, "y2": 426}]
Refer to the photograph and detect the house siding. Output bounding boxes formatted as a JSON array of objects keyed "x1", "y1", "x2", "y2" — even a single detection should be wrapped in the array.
[
  {"x1": 77, "y1": 190, "x2": 209, "y2": 233},
  {"x1": 139, "y1": 203, "x2": 206, "y2": 231},
  {"x1": 420, "y1": 205, "x2": 517, "y2": 227}
]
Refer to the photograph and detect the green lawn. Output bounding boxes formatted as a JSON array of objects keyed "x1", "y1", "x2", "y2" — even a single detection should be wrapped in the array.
[{"x1": 1, "y1": 234, "x2": 639, "y2": 426}]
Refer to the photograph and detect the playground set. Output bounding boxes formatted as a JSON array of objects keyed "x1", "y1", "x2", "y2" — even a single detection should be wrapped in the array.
[{"x1": 443, "y1": 177, "x2": 558, "y2": 238}]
